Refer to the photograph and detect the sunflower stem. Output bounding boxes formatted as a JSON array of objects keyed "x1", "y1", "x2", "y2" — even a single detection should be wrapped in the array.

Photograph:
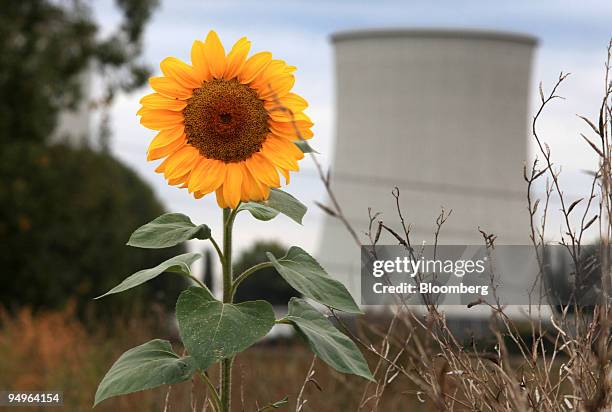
[
  {"x1": 200, "y1": 371, "x2": 222, "y2": 412},
  {"x1": 220, "y1": 207, "x2": 234, "y2": 412},
  {"x1": 209, "y1": 236, "x2": 224, "y2": 263},
  {"x1": 230, "y1": 262, "x2": 274, "y2": 299}
]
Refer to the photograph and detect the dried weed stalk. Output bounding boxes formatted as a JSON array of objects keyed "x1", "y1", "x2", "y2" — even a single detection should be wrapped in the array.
[{"x1": 296, "y1": 41, "x2": 612, "y2": 411}]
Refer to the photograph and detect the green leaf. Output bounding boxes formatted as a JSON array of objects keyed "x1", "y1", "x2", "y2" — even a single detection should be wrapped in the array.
[
  {"x1": 127, "y1": 213, "x2": 211, "y2": 248},
  {"x1": 237, "y1": 202, "x2": 279, "y2": 221},
  {"x1": 286, "y1": 298, "x2": 373, "y2": 381},
  {"x1": 176, "y1": 287, "x2": 275, "y2": 370},
  {"x1": 94, "y1": 339, "x2": 195, "y2": 407},
  {"x1": 238, "y1": 189, "x2": 306, "y2": 224},
  {"x1": 294, "y1": 140, "x2": 318, "y2": 153},
  {"x1": 266, "y1": 189, "x2": 307, "y2": 224},
  {"x1": 267, "y1": 247, "x2": 361, "y2": 314},
  {"x1": 96, "y1": 253, "x2": 201, "y2": 299}
]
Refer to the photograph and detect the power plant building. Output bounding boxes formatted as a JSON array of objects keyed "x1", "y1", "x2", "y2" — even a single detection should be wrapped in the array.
[{"x1": 317, "y1": 29, "x2": 538, "y2": 302}]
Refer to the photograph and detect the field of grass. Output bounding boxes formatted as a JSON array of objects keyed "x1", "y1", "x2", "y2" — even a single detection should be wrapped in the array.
[{"x1": 0, "y1": 306, "x2": 426, "y2": 411}]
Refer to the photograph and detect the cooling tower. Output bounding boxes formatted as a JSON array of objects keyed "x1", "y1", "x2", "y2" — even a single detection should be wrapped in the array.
[
  {"x1": 318, "y1": 29, "x2": 537, "y2": 298},
  {"x1": 51, "y1": 70, "x2": 91, "y2": 146}
]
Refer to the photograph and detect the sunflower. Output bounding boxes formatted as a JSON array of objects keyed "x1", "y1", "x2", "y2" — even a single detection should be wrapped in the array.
[{"x1": 137, "y1": 31, "x2": 313, "y2": 208}]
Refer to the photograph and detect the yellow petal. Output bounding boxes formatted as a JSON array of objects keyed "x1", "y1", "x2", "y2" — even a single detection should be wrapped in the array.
[
  {"x1": 160, "y1": 57, "x2": 201, "y2": 89},
  {"x1": 149, "y1": 125, "x2": 185, "y2": 150},
  {"x1": 149, "y1": 77, "x2": 192, "y2": 99},
  {"x1": 240, "y1": 165, "x2": 253, "y2": 200},
  {"x1": 194, "y1": 191, "x2": 207, "y2": 199},
  {"x1": 278, "y1": 167, "x2": 290, "y2": 184},
  {"x1": 238, "y1": 52, "x2": 272, "y2": 84},
  {"x1": 187, "y1": 158, "x2": 212, "y2": 193},
  {"x1": 225, "y1": 37, "x2": 251, "y2": 80},
  {"x1": 203, "y1": 31, "x2": 226, "y2": 79},
  {"x1": 140, "y1": 109, "x2": 184, "y2": 130},
  {"x1": 269, "y1": 120, "x2": 314, "y2": 140},
  {"x1": 197, "y1": 160, "x2": 226, "y2": 194},
  {"x1": 265, "y1": 135, "x2": 303, "y2": 163},
  {"x1": 268, "y1": 109, "x2": 312, "y2": 123},
  {"x1": 251, "y1": 60, "x2": 286, "y2": 89},
  {"x1": 261, "y1": 156, "x2": 298, "y2": 179},
  {"x1": 191, "y1": 40, "x2": 211, "y2": 82},
  {"x1": 264, "y1": 92, "x2": 308, "y2": 113},
  {"x1": 155, "y1": 157, "x2": 169, "y2": 173},
  {"x1": 148, "y1": 139, "x2": 185, "y2": 161},
  {"x1": 187, "y1": 158, "x2": 226, "y2": 194},
  {"x1": 215, "y1": 186, "x2": 228, "y2": 208},
  {"x1": 261, "y1": 136, "x2": 303, "y2": 170},
  {"x1": 147, "y1": 127, "x2": 186, "y2": 160},
  {"x1": 168, "y1": 172, "x2": 189, "y2": 186},
  {"x1": 241, "y1": 163, "x2": 267, "y2": 201},
  {"x1": 139, "y1": 93, "x2": 187, "y2": 111},
  {"x1": 223, "y1": 163, "x2": 243, "y2": 208},
  {"x1": 259, "y1": 74, "x2": 295, "y2": 100},
  {"x1": 245, "y1": 153, "x2": 280, "y2": 188},
  {"x1": 159, "y1": 146, "x2": 200, "y2": 180}
]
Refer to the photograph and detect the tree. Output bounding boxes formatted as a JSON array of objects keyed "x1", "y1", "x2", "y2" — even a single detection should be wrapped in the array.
[
  {"x1": 0, "y1": 143, "x2": 187, "y2": 315},
  {"x1": 0, "y1": 0, "x2": 158, "y2": 145},
  {"x1": 0, "y1": 0, "x2": 173, "y2": 317}
]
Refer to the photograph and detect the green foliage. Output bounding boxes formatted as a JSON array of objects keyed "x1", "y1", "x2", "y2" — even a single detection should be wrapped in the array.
[
  {"x1": 94, "y1": 339, "x2": 195, "y2": 406},
  {"x1": 97, "y1": 253, "x2": 202, "y2": 299},
  {"x1": 239, "y1": 188, "x2": 307, "y2": 224},
  {"x1": 176, "y1": 287, "x2": 275, "y2": 370},
  {"x1": 285, "y1": 298, "x2": 374, "y2": 381},
  {"x1": 237, "y1": 202, "x2": 279, "y2": 221},
  {"x1": 0, "y1": 143, "x2": 187, "y2": 314},
  {"x1": 267, "y1": 246, "x2": 362, "y2": 313},
  {"x1": 127, "y1": 213, "x2": 211, "y2": 248},
  {"x1": 233, "y1": 241, "x2": 300, "y2": 305},
  {"x1": 95, "y1": 190, "x2": 372, "y2": 406},
  {"x1": 0, "y1": 0, "x2": 158, "y2": 145}
]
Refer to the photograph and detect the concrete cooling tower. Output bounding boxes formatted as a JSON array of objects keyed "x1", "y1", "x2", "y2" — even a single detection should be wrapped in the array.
[
  {"x1": 51, "y1": 70, "x2": 91, "y2": 146},
  {"x1": 318, "y1": 29, "x2": 537, "y2": 298}
]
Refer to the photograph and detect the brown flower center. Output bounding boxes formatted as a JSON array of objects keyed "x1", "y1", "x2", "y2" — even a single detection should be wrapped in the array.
[{"x1": 183, "y1": 79, "x2": 269, "y2": 163}]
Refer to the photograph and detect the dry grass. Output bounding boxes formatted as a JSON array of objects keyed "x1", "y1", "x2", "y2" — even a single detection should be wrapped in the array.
[
  {"x1": 0, "y1": 305, "x2": 190, "y2": 411},
  {"x1": 233, "y1": 344, "x2": 426, "y2": 411},
  {"x1": 0, "y1": 306, "x2": 427, "y2": 411}
]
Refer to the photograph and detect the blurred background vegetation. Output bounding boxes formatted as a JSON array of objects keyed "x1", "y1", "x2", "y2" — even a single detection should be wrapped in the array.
[
  {"x1": 0, "y1": 0, "x2": 156, "y2": 145},
  {"x1": 0, "y1": 142, "x2": 188, "y2": 317},
  {"x1": 0, "y1": 0, "x2": 193, "y2": 319}
]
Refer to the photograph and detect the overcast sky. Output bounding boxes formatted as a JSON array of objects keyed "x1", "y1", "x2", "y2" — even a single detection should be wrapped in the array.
[{"x1": 94, "y1": 0, "x2": 612, "y2": 261}]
